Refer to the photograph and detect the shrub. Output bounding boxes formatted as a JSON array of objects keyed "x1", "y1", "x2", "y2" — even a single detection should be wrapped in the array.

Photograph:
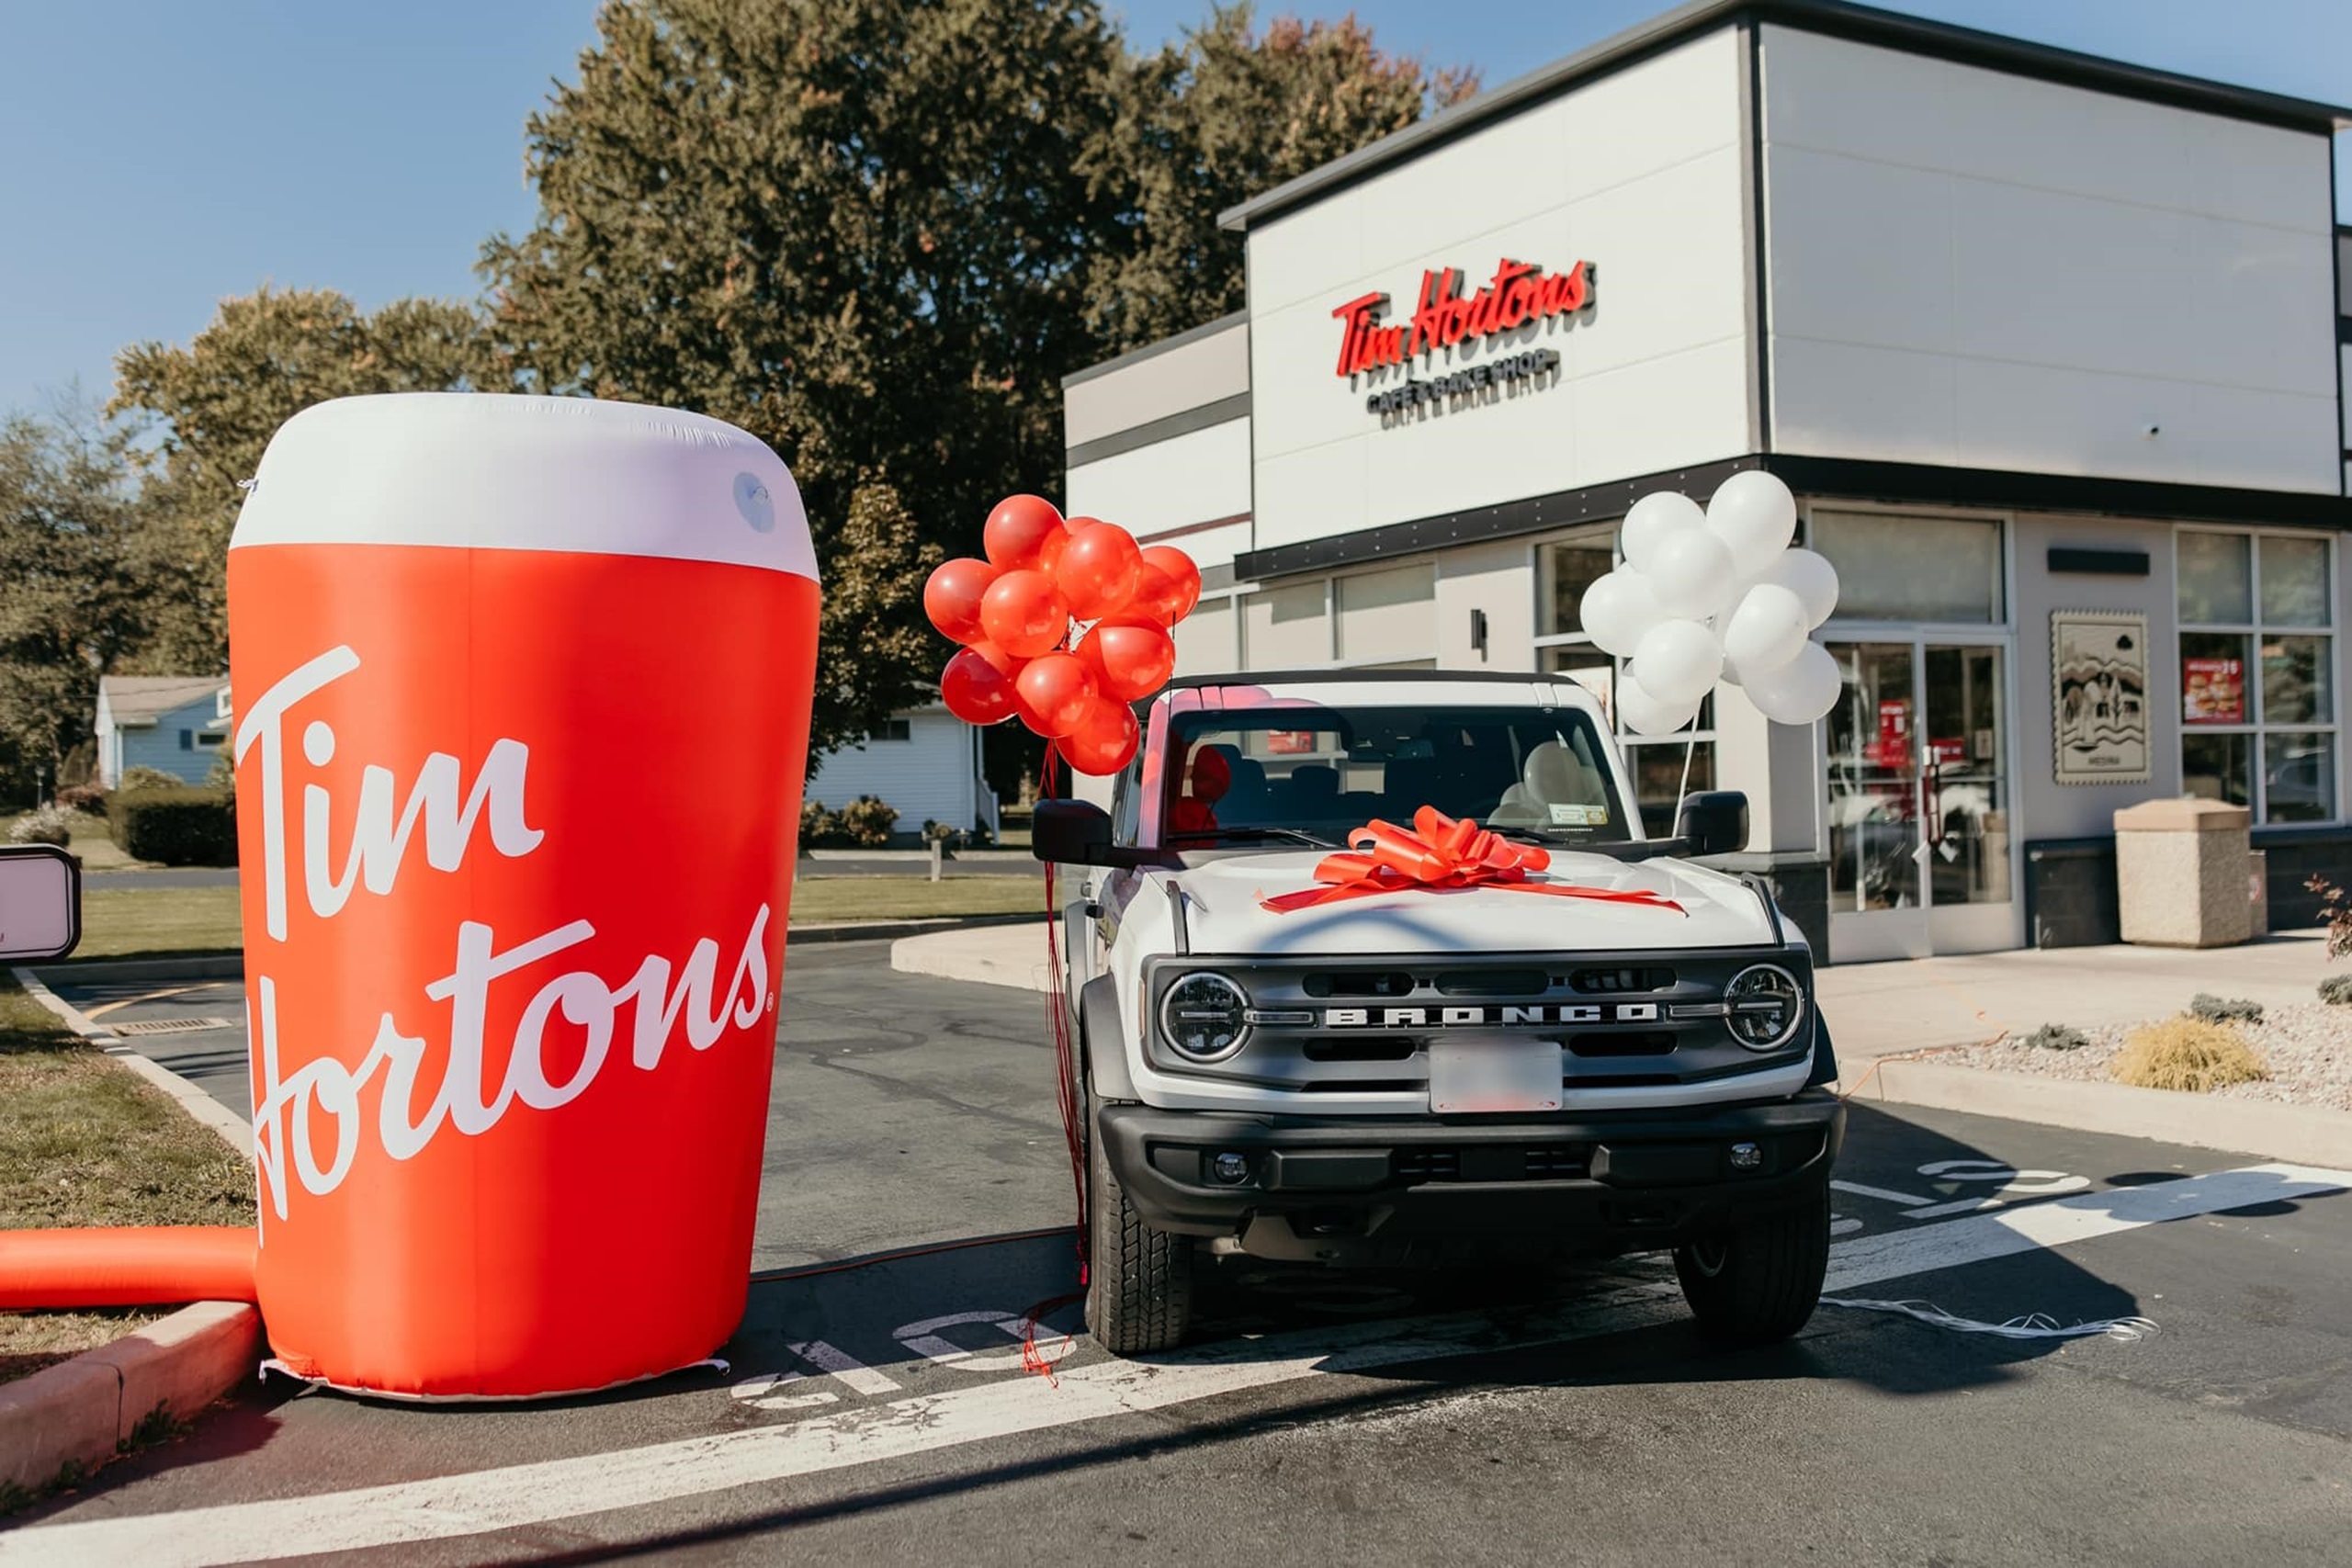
[
  {"x1": 799, "y1": 799, "x2": 842, "y2": 851},
  {"x1": 2109, "y1": 1019, "x2": 2267, "y2": 1093},
  {"x1": 2188, "y1": 993, "x2": 2263, "y2": 1025},
  {"x1": 2308, "y1": 874, "x2": 2352, "y2": 962},
  {"x1": 6, "y1": 805, "x2": 72, "y2": 847},
  {"x1": 119, "y1": 765, "x2": 182, "y2": 792},
  {"x1": 109, "y1": 788, "x2": 238, "y2": 867},
  {"x1": 54, "y1": 784, "x2": 107, "y2": 817},
  {"x1": 2025, "y1": 1023, "x2": 2088, "y2": 1052},
  {"x1": 2320, "y1": 975, "x2": 2352, "y2": 1006},
  {"x1": 836, "y1": 795, "x2": 899, "y2": 847}
]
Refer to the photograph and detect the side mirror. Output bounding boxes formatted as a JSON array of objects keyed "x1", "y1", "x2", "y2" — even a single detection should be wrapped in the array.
[
  {"x1": 0, "y1": 844, "x2": 82, "y2": 962},
  {"x1": 1674, "y1": 790, "x2": 1749, "y2": 858},
  {"x1": 1031, "y1": 799, "x2": 1149, "y2": 869}
]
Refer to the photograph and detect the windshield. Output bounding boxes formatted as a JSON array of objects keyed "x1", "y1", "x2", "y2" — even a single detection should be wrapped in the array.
[{"x1": 1160, "y1": 703, "x2": 1633, "y2": 849}]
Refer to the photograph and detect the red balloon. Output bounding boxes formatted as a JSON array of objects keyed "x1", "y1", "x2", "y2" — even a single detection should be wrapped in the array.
[
  {"x1": 983, "y1": 494, "x2": 1069, "y2": 574},
  {"x1": 1013, "y1": 652, "x2": 1097, "y2": 738},
  {"x1": 1059, "y1": 696, "x2": 1140, "y2": 776},
  {"x1": 1124, "y1": 560, "x2": 1187, "y2": 627},
  {"x1": 1079, "y1": 620, "x2": 1175, "y2": 702},
  {"x1": 1139, "y1": 546, "x2": 1202, "y2": 622},
  {"x1": 1065, "y1": 514, "x2": 1106, "y2": 531},
  {"x1": 940, "y1": 643, "x2": 1023, "y2": 726},
  {"x1": 978, "y1": 569, "x2": 1069, "y2": 659},
  {"x1": 1055, "y1": 523, "x2": 1143, "y2": 621},
  {"x1": 923, "y1": 557, "x2": 998, "y2": 645}
]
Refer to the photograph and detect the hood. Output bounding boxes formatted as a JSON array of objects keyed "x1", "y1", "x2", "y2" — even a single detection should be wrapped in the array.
[{"x1": 1161, "y1": 848, "x2": 1781, "y2": 957}]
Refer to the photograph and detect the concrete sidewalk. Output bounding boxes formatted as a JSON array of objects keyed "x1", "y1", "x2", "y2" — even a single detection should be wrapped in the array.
[{"x1": 888, "y1": 921, "x2": 2336, "y2": 1064}]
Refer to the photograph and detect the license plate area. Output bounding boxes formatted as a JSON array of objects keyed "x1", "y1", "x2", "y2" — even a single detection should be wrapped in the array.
[{"x1": 1428, "y1": 1036, "x2": 1563, "y2": 1113}]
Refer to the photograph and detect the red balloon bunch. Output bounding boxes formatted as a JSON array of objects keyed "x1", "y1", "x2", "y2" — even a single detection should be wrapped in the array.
[{"x1": 925, "y1": 494, "x2": 1203, "y2": 775}]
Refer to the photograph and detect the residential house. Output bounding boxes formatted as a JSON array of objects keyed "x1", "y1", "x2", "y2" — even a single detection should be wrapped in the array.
[{"x1": 94, "y1": 676, "x2": 232, "y2": 787}]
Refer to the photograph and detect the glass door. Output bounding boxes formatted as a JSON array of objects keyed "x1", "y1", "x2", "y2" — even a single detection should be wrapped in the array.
[
  {"x1": 1826, "y1": 644, "x2": 1928, "y2": 961},
  {"x1": 1825, "y1": 639, "x2": 2018, "y2": 962}
]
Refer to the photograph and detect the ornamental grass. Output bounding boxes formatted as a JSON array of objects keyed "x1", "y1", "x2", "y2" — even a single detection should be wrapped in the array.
[{"x1": 2109, "y1": 1017, "x2": 2269, "y2": 1094}]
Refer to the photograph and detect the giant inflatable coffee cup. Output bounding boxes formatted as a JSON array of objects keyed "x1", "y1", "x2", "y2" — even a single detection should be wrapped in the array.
[{"x1": 227, "y1": 394, "x2": 819, "y2": 1396}]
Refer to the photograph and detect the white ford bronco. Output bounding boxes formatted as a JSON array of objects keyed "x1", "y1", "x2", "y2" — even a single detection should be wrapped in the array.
[{"x1": 1034, "y1": 671, "x2": 1844, "y2": 1356}]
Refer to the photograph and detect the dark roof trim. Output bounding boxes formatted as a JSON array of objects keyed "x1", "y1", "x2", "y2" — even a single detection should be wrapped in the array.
[
  {"x1": 1219, "y1": 0, "x2": 2352, "y2": 233},
  {"x1": 1234, "y1": 454, "x2": 2352, "y2": 581},
  {"x1": 1062, "y1": 310, "x2": 1248, "y2": 389},
  {"x1": 1066, "y1": 392, "x2": 1250, "y2": 468}
]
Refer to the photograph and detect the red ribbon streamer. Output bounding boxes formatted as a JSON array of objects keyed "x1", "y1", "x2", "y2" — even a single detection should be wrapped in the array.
[{"x1": 1259, "y1": 807, "x2": 1685, "y2": 916}]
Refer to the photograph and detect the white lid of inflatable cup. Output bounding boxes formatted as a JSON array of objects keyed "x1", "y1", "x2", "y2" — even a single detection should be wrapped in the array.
[{"x1": 229, "y1": 393, "x2": 818, "y2": 581}]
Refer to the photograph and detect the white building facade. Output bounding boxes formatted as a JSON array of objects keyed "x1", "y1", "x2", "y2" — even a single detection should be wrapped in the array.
[{"x1": 1065, "y1": 0, "x2": 2352, "y2": 962}]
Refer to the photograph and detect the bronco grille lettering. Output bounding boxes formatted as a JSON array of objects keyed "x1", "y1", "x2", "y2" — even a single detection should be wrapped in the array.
[{"x1": 1323, "y1": 1002, "x2": 1676, "y2": 1028}]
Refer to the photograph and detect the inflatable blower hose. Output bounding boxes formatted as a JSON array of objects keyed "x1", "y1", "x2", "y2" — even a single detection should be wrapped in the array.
[{"x1": 0, "y1": 1227, "x2": 257, "y2": 1309}]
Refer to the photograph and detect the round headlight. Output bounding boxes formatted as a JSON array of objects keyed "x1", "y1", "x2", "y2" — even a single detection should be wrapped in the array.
[
  {"x1": 1724, "y1": 964, "x2": 1805, "y2": 1051},
  {"x1": 1159, "y1": 972, "x2": 1249, "y2": 1062}
]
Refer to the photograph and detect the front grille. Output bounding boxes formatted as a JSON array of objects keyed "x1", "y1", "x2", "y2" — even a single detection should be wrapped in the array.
[
  {"x1": 1303, "y1": 1036, "x2": 1417, "y2": 1062},
  {"x1": 1301, "y1": 970, "x2": 1415, "y2": 998},
  {"x1": 1570, "y1": 966, "x2": 1677, "y2": 993},
  {"x1": 1434, "y1": 968, "x2": 1548, "y2": 996},
  {"x1": 1565, "y1": 1030, "x2": 1677, "y2": 1057}
]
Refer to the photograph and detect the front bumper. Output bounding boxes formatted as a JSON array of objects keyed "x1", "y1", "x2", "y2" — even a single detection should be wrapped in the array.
[{"x1": 1097, "y1": 1090, "x2": 1845, "y2": 1263}]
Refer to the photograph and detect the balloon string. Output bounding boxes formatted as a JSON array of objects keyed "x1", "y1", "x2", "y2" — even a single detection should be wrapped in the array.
[{"x1": 1038, "y1": 743, "x2": 1088, "y2": 1282}]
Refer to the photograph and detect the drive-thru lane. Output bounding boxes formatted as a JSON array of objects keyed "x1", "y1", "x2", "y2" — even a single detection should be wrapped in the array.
[{"x1": 17, "y1": 944, "x2": 2352, "y2": 1565}]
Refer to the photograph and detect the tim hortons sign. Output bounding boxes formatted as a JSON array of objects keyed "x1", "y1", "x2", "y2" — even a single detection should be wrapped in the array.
[{"x1": 1331, "y1": 258, "x2": 1596, "y2": 379}]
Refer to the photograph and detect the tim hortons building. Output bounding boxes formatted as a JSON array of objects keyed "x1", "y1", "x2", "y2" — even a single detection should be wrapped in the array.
[{"x1": 1061, "y1": 0, "x2": 2352, "y2": 964}]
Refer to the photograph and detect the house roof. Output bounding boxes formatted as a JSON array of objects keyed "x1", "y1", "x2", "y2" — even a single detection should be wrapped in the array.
[
  {"x1": 98, "y1": 675, "x2": 230, "y2": 728},
  {"x1": 1217, "y1": 0, "x2": 2352, "y2": 233}
]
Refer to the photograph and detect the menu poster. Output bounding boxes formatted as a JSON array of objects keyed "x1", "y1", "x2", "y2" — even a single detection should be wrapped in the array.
[
  {"x1": 2051, "y1": 609, "x2": 2151, "y2": 785},
  {"x1": 2183, "y1": 656, "x2": 2245, "y2": 724}
]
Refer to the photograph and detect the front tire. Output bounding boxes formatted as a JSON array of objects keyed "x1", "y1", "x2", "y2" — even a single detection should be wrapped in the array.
[
  {"x1": 1085, "y1": 1096, "x2": 1193, "y2": 1357},
  {"x1": 1673, "y1": 1190, "x2": 1831, "y2": 1346}
]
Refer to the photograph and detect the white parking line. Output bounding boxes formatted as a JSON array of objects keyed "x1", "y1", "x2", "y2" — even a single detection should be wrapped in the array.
[{"x1": 10, "y1": 1162, "x2": 2346, "y2": 1568}]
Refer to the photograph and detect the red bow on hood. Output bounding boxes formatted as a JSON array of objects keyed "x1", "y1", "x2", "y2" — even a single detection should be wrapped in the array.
[{"x1": 1259, "y1": 807, "x2": 1686, "y2": 916}]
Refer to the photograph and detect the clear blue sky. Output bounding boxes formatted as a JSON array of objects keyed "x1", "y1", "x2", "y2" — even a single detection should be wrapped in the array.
[{"x1": 6, "y1": 0, "x2": 2347, "y2": 418}]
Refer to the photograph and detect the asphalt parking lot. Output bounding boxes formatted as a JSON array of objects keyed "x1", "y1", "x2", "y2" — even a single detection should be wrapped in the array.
[{"x1": 12, "y1": 943, "x2": 2351, "y2": 1566}]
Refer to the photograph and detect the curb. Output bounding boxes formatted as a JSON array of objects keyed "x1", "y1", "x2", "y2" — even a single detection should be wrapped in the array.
[
  {"x1": 889, "y1": 923, "x2": 1055, "y2": 992},
  {"x1": 29, "y1": 954, "x2": 243, "y2": 986},
  {"x1": 791, "y1": 911, "x2": 1046, "y2": 946},
  {"x1": 1844, "y1": 1057, "x2": 2352, "y2": 1167},
  {"x1": 9, "y1": 968, "x2": 254, "y2": 1161},
  {"x1": 0, "y1": 1303, "x2": 261, "y2": 1500}
]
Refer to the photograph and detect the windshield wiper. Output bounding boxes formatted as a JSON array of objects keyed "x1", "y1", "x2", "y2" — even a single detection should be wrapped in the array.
[{"x1": 1165, "y1": 826, "x2": 1341, "y2": 849}]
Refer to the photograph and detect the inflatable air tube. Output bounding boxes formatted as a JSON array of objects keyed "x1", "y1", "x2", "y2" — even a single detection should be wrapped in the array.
[{"x1": 0, "y1": 1226, "x2": 257, "y2": 1309}]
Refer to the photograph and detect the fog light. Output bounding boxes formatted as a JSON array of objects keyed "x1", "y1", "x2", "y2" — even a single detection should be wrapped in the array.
[
  {"x1": 1728, "y1": 1141, "x2": 1763, "y2": 1171},
  {"x1": 1210, "y1": 1151, "x2": 1250, "y2": 1185}
]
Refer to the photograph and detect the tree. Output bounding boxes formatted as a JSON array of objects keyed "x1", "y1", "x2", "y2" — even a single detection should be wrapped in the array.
[
  {"x1": 108, "y1": 287, "x2": 502, "y2": 671},
  {"x1": 1083, "y1": 5, "x2": 1478, "y2": 349},
  {"x1": 0, "y1": 404, "x2": 156, "y2": 802},
  {"x1": 481, "y1": 0, "x2": 1130, "y2": 756}
]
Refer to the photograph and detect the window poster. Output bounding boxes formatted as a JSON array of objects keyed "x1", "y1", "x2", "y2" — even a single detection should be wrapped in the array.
[
  {"x1": 2052, "y1": 609, "x2": 2151, "y2": 784},
  {"x1": 2182, "y1": 657, "x2": 2245, "y2": 724}
]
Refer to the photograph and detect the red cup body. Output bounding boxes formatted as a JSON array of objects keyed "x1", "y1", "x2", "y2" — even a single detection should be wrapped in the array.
[{"x1": 225, "y1": 395, "x2": 819, "y2": 1395}]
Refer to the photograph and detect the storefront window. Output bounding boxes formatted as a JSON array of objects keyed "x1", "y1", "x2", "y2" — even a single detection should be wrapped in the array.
[
  {"x1": 2177, "y1": 529, "x2": 2336, "y2": 823},
  {"x1": 1811, "y1": 511, "x2": 2003, "y2": 623},
  {"x1": 1532, "y1": 527, "x2": 1714, "y2": 840},
  {"x1": 1539, "y1": 532, "x2": 1615, "y2": 639}
]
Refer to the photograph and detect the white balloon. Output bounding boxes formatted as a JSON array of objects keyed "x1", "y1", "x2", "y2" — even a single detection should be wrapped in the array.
[
  {"x1": 1720, "y1": 583, "x2": 1810, "y2": 675},
  {"x1": 1705, "y1": 470, "x2": 1799, "y2": 576},
  {"x1": 1753, "y1": 547, "x2": 1840, "y2": 629},
  {"x1": 1617, "y1": 671, "x2": 1702, "y2": 737},
  {"x1": 1745, "y1": 639, "x2": 1843, "y2": 725},
  {"x1": 1630, "y1": 618, "x2": 1724, "y2": 706},
  {"x1": 1618, "y1": 491, "x2": 1705, "y2": 573},
  {"x1": 1577, "y1": 567, "x2": 1664, "y2": 657},
  {"x1": 1719, "y1": 652, "x2": 1743, "y2": 687},
  {"x1": 1645, "y1": 528, "x2": 1738, "y2": 620}
]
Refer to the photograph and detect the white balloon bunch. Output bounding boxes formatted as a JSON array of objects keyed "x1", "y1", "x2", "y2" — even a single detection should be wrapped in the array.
[{"x1": 1579, "y1": 472, "x2": 1843, "y2": 734}]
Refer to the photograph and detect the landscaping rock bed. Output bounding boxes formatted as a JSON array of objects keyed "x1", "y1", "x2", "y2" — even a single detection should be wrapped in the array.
[{"x1": 1953, "y1": 1002, "x2": 2352, "y2": 1111}]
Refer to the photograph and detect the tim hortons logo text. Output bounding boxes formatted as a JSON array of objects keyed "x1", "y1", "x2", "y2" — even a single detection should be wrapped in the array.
[
  {"x1": 235, "y1": 646, "x2": 772, "y2": 1236},
  {"x1": 1324, "y1": 1001, "x2": 1657, "y2": 1028},
  {"x1": 1330, "y1": 258, "x2": 1595, "y2": 379}
]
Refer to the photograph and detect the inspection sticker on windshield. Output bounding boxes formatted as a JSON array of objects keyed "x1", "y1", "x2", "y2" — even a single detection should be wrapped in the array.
[{"x1": 1548, "y1": 804, "x2": 1606, "y2": 826}]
